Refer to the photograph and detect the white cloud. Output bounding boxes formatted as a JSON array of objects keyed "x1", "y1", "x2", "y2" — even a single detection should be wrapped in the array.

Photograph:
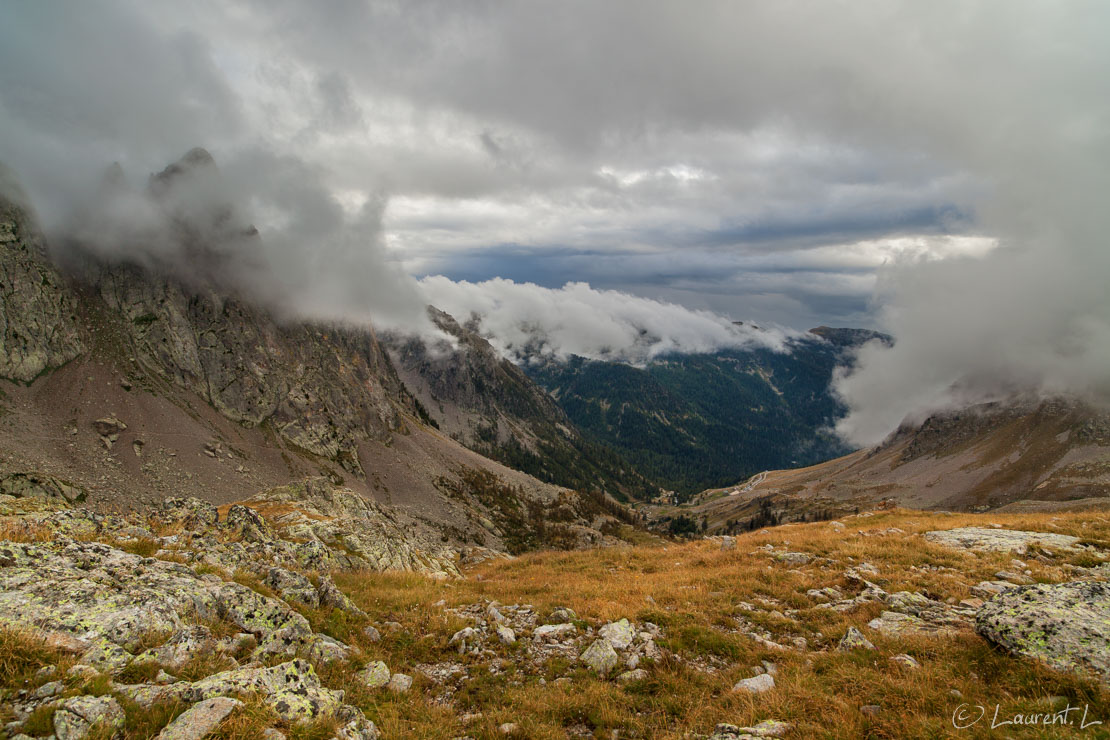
[{"x1": 417, "y1": 276, "x2": 794, "y2": 363}]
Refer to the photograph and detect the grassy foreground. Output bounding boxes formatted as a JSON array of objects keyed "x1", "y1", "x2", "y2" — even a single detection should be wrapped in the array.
[
  {"x1": 2, "y1": 508, "x2": 1108, "y2": 739},
  {"x1": 327, "y1": 508, "x2": 1109, "y2": 739}
]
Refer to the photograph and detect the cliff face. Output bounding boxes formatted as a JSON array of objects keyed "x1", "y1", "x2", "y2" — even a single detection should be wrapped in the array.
[
  {"x1": 91, "y1": 262, "x2": 406, "y2": 475},
  {"x1": 0, "y1": 179, "x2": 84, "y2": 381},
  {"x1": 385, "y1": 308, "x2": 654, "y2": 499}
]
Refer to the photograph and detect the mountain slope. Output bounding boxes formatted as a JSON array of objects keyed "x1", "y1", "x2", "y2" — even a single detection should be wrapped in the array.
[
  {"x1": 685, "y1": 397, "x2": 1110, "y2": 532},
  {"x1": 525, "y1": 332, "x2": 882, "y2": 498}
]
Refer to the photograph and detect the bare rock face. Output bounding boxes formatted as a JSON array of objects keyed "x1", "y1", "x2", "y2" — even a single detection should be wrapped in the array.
[
  {"x1": 0, "y1": 181, "x2": 83, "y2": 382},
  {"x1": 976, "y1": 580, "x2": 1110, "y2": 684},
  {"x1": 94, "y1": 265, "x2": 405, "y2": 475}
]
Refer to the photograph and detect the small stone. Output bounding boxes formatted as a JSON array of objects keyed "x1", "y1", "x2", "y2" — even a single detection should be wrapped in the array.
[
  {"x1": 617, "y1": 669, "x2": 648, "y2": 682},
  {"x1": 732, "y1": 673, "x2": 775, "y2": 693},
  {"x1": 495, "y1": 625, "x2": 517, "y2": 645},
  {"x1": 950, "y1": 689, "x2": 963, "y2": 699},
  {"x1": 358, "y1": 661, "x2": 391, "y2": 689},
  {"x1": 156, "y1": 697, "x2": 243, "y2": 740},
  {"x1": 548, "y1": 606, "x2": 577, "y2": 623},
  {"x1": 362, "y1": 625, "x2": 382, "y2": 642},
  {"x1": 890, "y1": 653, "x2": 921, "y2": 670},
  {"x1": 387, "y1": 673, "x2": 413, "y2": 693},
  {"x1": 499, "y1": 723, "x2": 518, "y2": 734}
]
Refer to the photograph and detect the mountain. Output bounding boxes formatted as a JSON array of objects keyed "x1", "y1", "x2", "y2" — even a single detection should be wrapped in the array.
[
  {"x1": 0, "y1": 152, "x2": 638, "y2": 559},
  {"x1": 523, "y1": 329, "x2": 886, "y2": 499},
  {"x1": 382, "y1": 308, "x2": 655, "y2": 500},
  {"x1": 683, "y1": 396, "x2": 1110, "y2": 533}
]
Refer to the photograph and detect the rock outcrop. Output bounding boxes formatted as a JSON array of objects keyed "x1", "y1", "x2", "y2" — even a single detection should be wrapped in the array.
[{"x1": 0, "y1": 178, "x2": 83, "y2": 382}]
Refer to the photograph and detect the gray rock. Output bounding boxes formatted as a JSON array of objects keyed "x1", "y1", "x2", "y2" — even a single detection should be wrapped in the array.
[
  {"x1": 732, "y1": 673, "x2": 775, "y2": 694},
  {"x1": 710, "y1": 719, "x2": 792, "y2": 738},
  {"x1": 157, "y1": 696, "x2": 242, "y2": 740},
  {"x1": 547, "y1": 607, "x2": 577, "y2": 623},
  {"x1": 976, "y1": 580, "x2": 1110, "y2": 684},
  {"x1": 890, "y1": 653, "x2": 921, "y2": 670},
  {"x1": 495, "y1": 624, "x2": 517, "y2": 645},
  {"x1": 837, "y1": 626, "x2": 876, "y2": 651},
  {"x1": 533, "y1": 623, "x2": 576, "y2": 641},
  {"x1": 598, "y1": 618, "x2": 635, "y2": 650},
  {"x1": 580, "y1": 638, "x2": 620, "y2": 676},
  {"x1": 387, "y1": 673, "x2": 413, "y2": 693},
  {"x1": 617, "y1": 668, "x2": 648, "y2": 682},
  {"x1": 773, "y1": 551, "x2": 813, "y2": 566}
]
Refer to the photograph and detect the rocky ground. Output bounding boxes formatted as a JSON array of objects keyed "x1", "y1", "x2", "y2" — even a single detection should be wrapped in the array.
[{"x1": 1, "y1": 489, "x2": 1109, "y2": 738}]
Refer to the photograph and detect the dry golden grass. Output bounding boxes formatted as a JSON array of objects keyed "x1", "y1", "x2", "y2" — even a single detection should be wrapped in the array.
[{"x1": 322, "y1": 508, "x2": 1110, "y2": 739}]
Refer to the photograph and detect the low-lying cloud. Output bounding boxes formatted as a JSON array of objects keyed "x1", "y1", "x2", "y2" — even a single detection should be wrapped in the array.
[{"x1": 418, "y1": 276, "x2": 793, "y2": 364}]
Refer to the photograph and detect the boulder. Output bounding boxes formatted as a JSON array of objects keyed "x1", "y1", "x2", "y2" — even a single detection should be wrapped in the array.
[{"x1": 976, "y1": 580, "x2": 1110, "y2": 684}]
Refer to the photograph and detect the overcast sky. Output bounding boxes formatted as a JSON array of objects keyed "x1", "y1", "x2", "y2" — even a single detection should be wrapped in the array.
[{"x1": 2, "y1": 1, "x2": 1107, "y2": 442}]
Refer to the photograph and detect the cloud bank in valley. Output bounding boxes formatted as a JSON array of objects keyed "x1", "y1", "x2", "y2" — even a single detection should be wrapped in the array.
[{"x1": 418, "y1": 276, "x2": 793, "y2": 364}]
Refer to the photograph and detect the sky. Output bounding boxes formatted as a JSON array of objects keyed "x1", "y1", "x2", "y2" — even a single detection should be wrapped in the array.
[{"x1": 1, "y1": 1, "x2": 1108, "y2": 443}]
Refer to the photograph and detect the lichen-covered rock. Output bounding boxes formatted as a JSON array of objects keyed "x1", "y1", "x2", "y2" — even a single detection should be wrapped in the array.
[
  {"x1": 837, "y1": 626, "x2": 876, "y2": 651},
  {"x1": 357, "y1": 661, "x2": 391, "y2": 689},
  {"x1": 975, "y1": 580, "x2": 1110, "y2": 684},
  {"x1": 53, "y1": 695, "x2": 125, "y2": 740},
  {"x1": 264, "y1": 567, "x2": 320, "y2": 608},
  {"x1": 156, "y1": 696, "x2": 242, "y2": 740},
  {"x1": 0, "y1": 540, "x2": 338, "y2": 669},
  {"x1": 135, "y1": 626, "x2": 217, "y2": 670},
  {"x1": 0, "y1": 472, "x2": 85, "y2": 506},
  {"x1": 128, "y1": 660, "x2": 343, "y2": 721},
  {"x1": 924, "y1": 527, "x2": 1081, "y2": 554},
  {"x1": 152, "y1": 497, "x2": 219, "y2": 531},
  {"x1": 580, "y1": 638, "x2": 620, "y2": 676},
  {"x1": 866, "y1": 591, "x2": 976, "y2": 636},
  {"x1": 598, "y1": 618, "x2": 635, "y2": 650}
]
